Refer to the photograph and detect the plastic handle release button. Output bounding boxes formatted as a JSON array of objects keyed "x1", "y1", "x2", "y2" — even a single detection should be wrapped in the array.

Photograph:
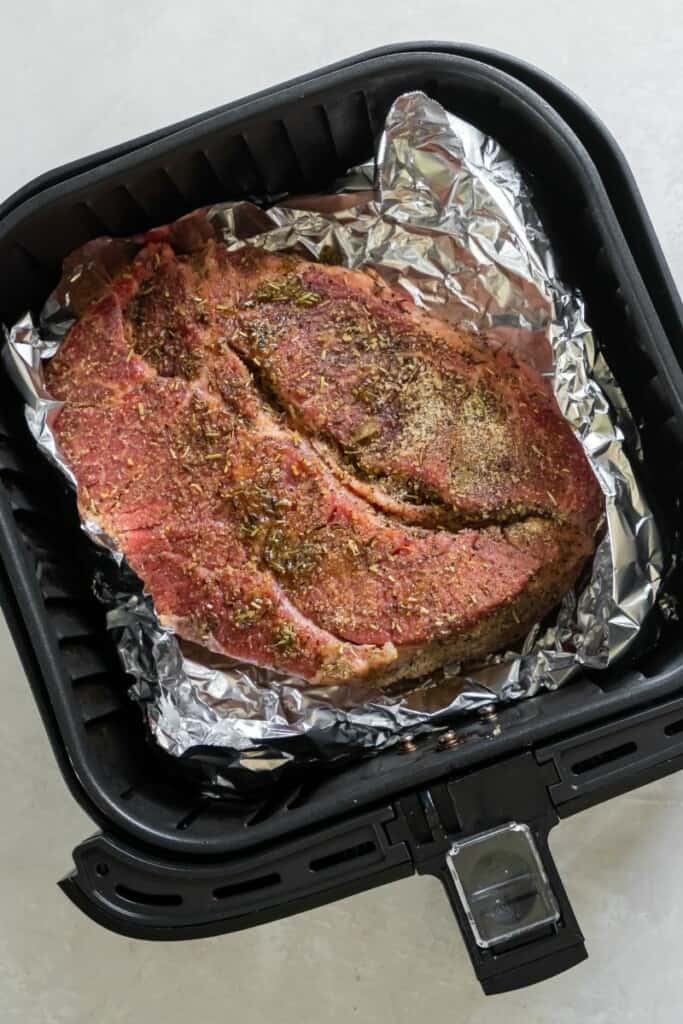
[{"x1": 446, "y1": 821, "x2": 560, "y2": 949}]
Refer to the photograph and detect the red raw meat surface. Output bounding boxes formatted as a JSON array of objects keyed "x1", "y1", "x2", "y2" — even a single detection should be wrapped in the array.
[{"x1": 45, "y1": 241, "x2": 602, "y2": 686}]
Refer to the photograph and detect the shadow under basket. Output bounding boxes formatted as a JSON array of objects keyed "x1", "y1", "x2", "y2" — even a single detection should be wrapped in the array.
[{"x1": 1, "y1": 44, "x2": 683, "y2": 994}]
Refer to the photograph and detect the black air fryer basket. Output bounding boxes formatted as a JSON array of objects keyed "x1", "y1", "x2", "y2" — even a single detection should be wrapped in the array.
[{"x1": 2, "y1": 44, "x2": 682, "y2": 995}]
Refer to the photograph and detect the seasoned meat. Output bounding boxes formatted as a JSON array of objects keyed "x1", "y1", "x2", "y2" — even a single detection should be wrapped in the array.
[{"x1": 45, "y1": 240, "x2": 602, "y2": 686}]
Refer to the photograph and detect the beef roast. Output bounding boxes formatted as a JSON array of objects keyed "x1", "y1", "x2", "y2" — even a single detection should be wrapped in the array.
[{"x1": 45, "y1": 240, "x2": 602, "y2": 686}]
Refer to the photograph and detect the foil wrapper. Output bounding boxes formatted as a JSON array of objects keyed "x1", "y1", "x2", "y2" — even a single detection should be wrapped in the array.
[{"x1": 3, "y1": 92, "x2": 664, "y2": 781}]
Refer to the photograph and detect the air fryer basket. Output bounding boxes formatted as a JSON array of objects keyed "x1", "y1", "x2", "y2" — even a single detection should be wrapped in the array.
[{"x1": 2, "y1": 49, "x2": 682, "y2": 993}]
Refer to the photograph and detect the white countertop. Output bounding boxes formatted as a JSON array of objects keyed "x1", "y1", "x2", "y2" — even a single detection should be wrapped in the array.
[{"x1": 1, "y1": 2, "x2": 682, "y2": 1021}]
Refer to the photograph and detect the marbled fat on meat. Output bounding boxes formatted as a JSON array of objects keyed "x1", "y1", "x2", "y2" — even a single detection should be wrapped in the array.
[{"x1": 45, "y1": 241, "x2": 602, "y2": 686}]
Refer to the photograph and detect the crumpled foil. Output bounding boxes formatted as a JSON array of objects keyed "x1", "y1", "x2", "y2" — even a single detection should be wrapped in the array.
[{"x1": 3, "y1": 92, "x2": 664, "y2": 781}]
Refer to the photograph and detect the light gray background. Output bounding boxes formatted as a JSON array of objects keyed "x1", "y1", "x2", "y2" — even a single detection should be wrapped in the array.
[{"x1": 1, "y1": 2, "x2": 682, "y2": 1022}]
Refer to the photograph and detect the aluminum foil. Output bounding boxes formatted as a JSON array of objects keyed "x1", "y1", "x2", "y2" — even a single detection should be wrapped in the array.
[{"x1": 3, "y1": 92, "x2": 664, "y2": 781}]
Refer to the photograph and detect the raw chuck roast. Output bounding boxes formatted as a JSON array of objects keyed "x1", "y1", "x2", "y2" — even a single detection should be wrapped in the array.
[{"x1": 45, "y1": 239, "x2": 602, "y2": 686}]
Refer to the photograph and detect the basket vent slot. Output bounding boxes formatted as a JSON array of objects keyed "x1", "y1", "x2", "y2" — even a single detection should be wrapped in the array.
[
  {"x1": 285, "y1": 778, "x2": 323, "y2": 811},
  {"x1": 571, "y1": 741, "x2": 637, "y2": 775},
  {"x1": 213, "y1": 872, "x2": 280, "y2": 901},
  {"x1": 115, "y1": 884, "x2": 182, "y2": 907},
  {"x1": 309, "y1": 840, "x2": 376, "y2": 872},
  {"x1": 244, "y1": 780, "x2": 309, "y2": 826},
  {"x1": 175, "y1": 800, "x2": 210, "y2": 832}
]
